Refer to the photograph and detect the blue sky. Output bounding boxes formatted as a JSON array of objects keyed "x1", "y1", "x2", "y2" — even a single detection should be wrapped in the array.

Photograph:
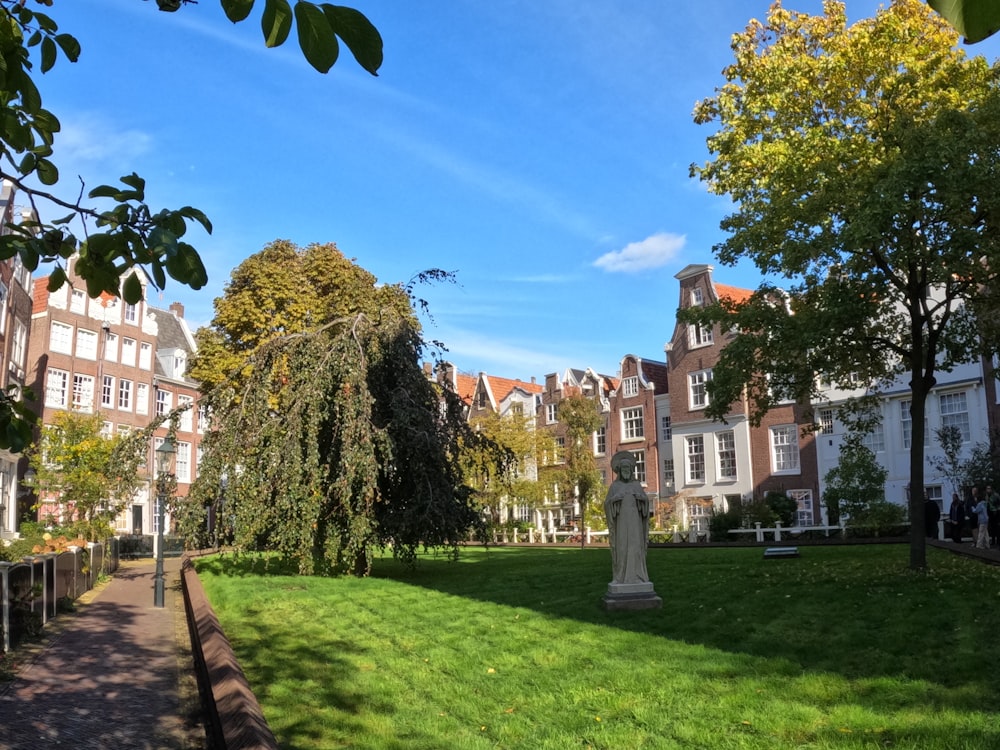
[{"x1": 29, "y1": 1, "x2": 1000, "y2": 381}]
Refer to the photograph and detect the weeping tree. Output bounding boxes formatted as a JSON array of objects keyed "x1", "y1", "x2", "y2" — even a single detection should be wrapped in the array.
[{"x1": 187, "y1": 242, "x2": 495, "y2": 574}]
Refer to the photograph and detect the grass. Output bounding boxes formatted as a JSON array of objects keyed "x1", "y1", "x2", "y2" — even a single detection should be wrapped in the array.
[{"x1": 194, "y1": 544, "x2": 1000, "y2": 749}]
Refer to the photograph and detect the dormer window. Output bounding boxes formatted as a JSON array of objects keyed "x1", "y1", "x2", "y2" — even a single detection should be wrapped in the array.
[
  {"x1": 622, "y1": 376, "x2": 639, "y2": 398},
  {"x1": 691, "y1": 288, "x2": 704, "y2": 306}
]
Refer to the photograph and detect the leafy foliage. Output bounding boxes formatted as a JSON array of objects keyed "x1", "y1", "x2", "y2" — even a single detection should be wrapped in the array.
[
  {"x1": 26, "y1": 411, "x2": 153, "y2": 540},
  {"x1": 188, "y1": 244, "x2": 495, "y2": 574},
  {"x1": 823, "y1": 439, "x2": 890, "y2": 526},
  {"x1": 552, "y1": 394, "x2": 604, "y2": 538},
  {"x1": 689, "y1": 0, "x2": 1000, "y2": 568}
]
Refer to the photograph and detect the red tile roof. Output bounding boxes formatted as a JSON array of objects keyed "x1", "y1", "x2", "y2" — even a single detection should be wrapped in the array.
[
  {"x1": 485, "y1": 375, "x2": 542, "y2": 403},
  {"x1": 715, "y1": 282, "x2": 753, "y2": 305}
]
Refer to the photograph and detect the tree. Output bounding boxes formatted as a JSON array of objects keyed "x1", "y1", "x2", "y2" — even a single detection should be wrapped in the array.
[
  {"x1": 688, "y1": 0, "x2": 1000, "y2": 569},
  {"x1": 187, "y1": 244, "x2": 494, "y2": 575},
  {"x1": 27, "y1": 411, "x2": 151, "y2": 539},
  {"x1": 554, "y1": 393, "x2": 604, "y2": 544},
  {"x1": 822, "y1": 439, "x2": 889, "y2": 526},
  {"x1": 0, "y1": 1, "x2": 380, "y2": 451}
]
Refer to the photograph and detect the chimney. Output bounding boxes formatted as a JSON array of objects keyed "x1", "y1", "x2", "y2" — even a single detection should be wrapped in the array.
[{"x1": 169, "y1": 302, "x2": 185, "y2": 318}]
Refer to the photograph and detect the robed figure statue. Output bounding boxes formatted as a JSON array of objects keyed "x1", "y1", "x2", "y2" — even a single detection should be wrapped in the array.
[{"x1": 604, "y1": 450, "x2": 651, "y2": 585}]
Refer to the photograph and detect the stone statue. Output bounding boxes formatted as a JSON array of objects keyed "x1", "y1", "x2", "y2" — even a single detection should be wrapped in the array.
[
  {"x1": 605, "y1": 451, "x2": 650, "y2": 584},
  {"x1": 602, "y1": 450, "x2": 661, "y2": 610}
]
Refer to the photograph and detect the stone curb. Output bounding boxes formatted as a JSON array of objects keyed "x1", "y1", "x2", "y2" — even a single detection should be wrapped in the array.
[{"x1": 181, "y1": 555, "x2": 279, "y2": 750}]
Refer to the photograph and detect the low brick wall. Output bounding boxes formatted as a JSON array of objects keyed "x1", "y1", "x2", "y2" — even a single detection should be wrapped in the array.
[{"x1": 181, "y1": 555, "x2": 279, "y2": 750}]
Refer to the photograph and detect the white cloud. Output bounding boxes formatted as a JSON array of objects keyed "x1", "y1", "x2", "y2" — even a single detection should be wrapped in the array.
[
  {"x1": 592, "y1": 232, "x2": 686, "y2": 273},
  {"x1": 57, "y1": 115, "x2": 152, "y2": 170}
]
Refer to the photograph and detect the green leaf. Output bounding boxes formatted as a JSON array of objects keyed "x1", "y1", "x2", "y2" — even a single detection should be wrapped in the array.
[
  {"x1": 165, "y1": 243, "x2": 208, "y2": 289},
  {"x1": 321, "y1": 4, "x2": 382, "y2": 76},
  {"x1": 35, "y1": 157, "x2": 58, "y2": 185},
  {"x1": 123, "y1": 273, "x2": 143, "y2": 305},
  {"x1": 88, "y1": 184, "x2": 120, "y2": 200},
  {"x1": 929, "y1": 0, "x2": 1000, "y2": 42},
  {"x1": 151, "y1": 260, "x2": 167, "y2": 290},
  {"x1": 40, "y1": 37, "x2": 56, "y2": 73},
  {"x1": 120, "y1": 172, "x2": 146, "y2": 197},
  {"x1": 46, "y1": 266, "x2": 66, "y2": 292},
  {"x1": 55, "y1": 34, "x2": 81, "y2": 63},
  {"x1": 295, "y1": 2, "x2": 338, "y2": 73},
  {"x1": 26, "y1": 31, "x2": 41, "y2": 48},
  {"x1": 18, "y1": 152, "x2": 36, "y2": 175},
  {"x1": 221, "y1": 0, "x2": 256, "y2": 23},
  {"x1": 262, "y1": 0, "x2": 294, "y2": 47},
  {"x1": 178, "y1": 206, "x2": 214, "y2": 234}
]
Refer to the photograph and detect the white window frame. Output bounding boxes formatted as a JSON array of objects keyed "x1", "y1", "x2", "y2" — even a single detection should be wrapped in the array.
[
  {"x1": 121, "y1": 337, "x2": 137, "y2": 367},
  {"x1": 104, "y1": 332, "x2": 119, "y2": 362},
  {"x1": 124, "y1": 302, "x2": 138, "y2": 324},
  {"x1": 45, "y1": 369, "x2": 69, "y2": 408},
  {"x1": 686, "y1": 435, "x2": 705, "y2": 483},
  {"x1": 818, "y1": 409, "x2": 834, "y2": 435},
  {"x1": 691, "y1": 288, "x2": 703, "y2": 306},
  {"x1": 72, "y1": 374, "x2": 94, "y2": 413},
  {"x1": 621, "y1": 406, "x2": 644, "y2": 441},
  {"x1": 101, "y1": 376, "x2": 115, "y2": 409},
  {"x1": 660, "y1": 415, "x2": 672, "y2": 441},
  {"x1": 716, "y1": 430, "x2": 737, "y2": 480},
  {"x1": 770, "y1": 425, "x2": 801, "y2": 474},
  {"x1": 156, "y1": 388, "x2": 172, "y2": 416},
  {"x1": 118, "y1": 379, "x2": 133, "y2": 411},
  {"x1": 663, "y1": 458, "x2": 675, "y2": 485},
  {"x1": 136, "y1": 383, "x2": 149, "y2": 416},
  {"x1": 546, "y1": 403, "x2": 558, "y2": 424},
  {"x1": 139, "y1": 341, "x2": 153, "y2": 370},
  {"x1": 50, "y1": 321, "x2": 73, "y2": 355},
  {"x1": 688, "y1": 323, "x2": 713, "y2": 348},
  {"x1": 621, "y1": 376, "x2": 639, "y2": 398},
  {"x1": 175, "y1": 441, "x2": 191, "y2": 483},
  {"x1": 10, "y1": 319, "x2": 26, "y2": 369},
  {"x1": 862, "y1": 424, "x2": 886, "y2": 453},
  {"x1": 594, "y1": 426, "x2": 606, "y2": 456},
  {"x1": 939, "y1": 391, "x2": 971, "y2": 443},
  {"x1": 75, "y1": 329, "x2": 98, "y2": 360},
  {"x1": 631, "y1": 450, "x2": 647, "y2": 484},
  {"x1": 788, "y1": 489, "x2": 813, "y2": 527},
  {"x1": 70, "y1": 289, "x2": 86, "y2": 314}
]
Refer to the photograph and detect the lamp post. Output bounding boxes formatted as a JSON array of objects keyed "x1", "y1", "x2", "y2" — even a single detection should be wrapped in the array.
[{"x1": 153, "y1": 437, "x2": 176, "y2": 608}]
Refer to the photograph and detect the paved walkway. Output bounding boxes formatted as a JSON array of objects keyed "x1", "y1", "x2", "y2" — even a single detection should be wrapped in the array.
[{"x1": 0, "y1": 558, "x2": 206, "y2": 750}]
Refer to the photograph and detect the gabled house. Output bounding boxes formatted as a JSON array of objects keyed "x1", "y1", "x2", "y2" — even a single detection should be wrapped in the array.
[{"x1": 666, "y1": 263, "x2": 821, "y2": 533}]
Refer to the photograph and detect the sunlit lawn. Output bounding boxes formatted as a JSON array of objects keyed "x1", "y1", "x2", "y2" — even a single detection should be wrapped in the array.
[{"x1": 194, "y1": 544, "x2": 1000, "y2": 749}]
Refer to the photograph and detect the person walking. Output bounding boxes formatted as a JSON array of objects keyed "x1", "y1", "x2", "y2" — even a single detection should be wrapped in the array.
[
  {"x1": 986, "y1": 485, "x2": 999, "y2": 547},
  {"x1": 949, "y1": 492, "x2": 967, "y2": 543},
  {"x1": 971, "y1": 488, "x2": 990, "y2": 550}
]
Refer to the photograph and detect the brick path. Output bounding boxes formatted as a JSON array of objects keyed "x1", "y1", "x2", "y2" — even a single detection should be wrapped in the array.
[{"x1": 0, "y1": 558, "x2": 206, "y2": 750}]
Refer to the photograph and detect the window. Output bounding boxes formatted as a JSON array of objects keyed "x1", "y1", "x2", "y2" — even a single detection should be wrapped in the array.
[
  {"x1": 546, "y1": 403, "x2": 558, "y2": 424},
  {"x1": 717, "y1": 430, "x2": 737, "y2": 480},
  {"x1": 688, "y1": 323, "x2": 713, "y2": 348},
  {"x1": 594, "y1": 426, "x2": 606, "y2": 456},
  {"x1": 121, "y1": 337, "x2": 137, "y2": 367},
  {"x1": 118, "y1": 379, "x2": 133, "y2": 411},
  {"x1": 0, "y1": 281, "x2": 8, "y2": 335},
  {"x1": 175, "y1": 441, "x2": 191, "y2": 483},
  {"x1": 788, "y1": 489, "x2": 813, "y2": 527},
  {"x1": 10, "y1": 320, "x2": 27, "y2": 370},
  {"x1": 900, "y1": 400, "x2": 928, "y2": 449},
  {"x1": 689, "y1": 370, "x2": 712, "y2": 409},
  {"x1": 136, "y1": 383, "x2": 149, "y2": 415},
  {"x1": 124, "y1": 302, "x2": 138, "y2": 324},
  {"x1": 174, "y1": 353, "x2": 187, "y2": 376},
  {"x1": 72, "y1": 374, "x2": 94, "y2": 412},
  {"x1": 139, "y1": 341, "x2": 152, "y2": 370},
  {"x1": 771, "y1": 425, "x2": 800, "y2": 473},
  {"x1": 101, "y1": 376, "x2": 115, "y2": 409},
  {"x1": 76, "y1": 329, "x2": 98, "y2": 360},
  {"x1": 198, "y1": 404, "x2": 209, "y2": 433},
  {"x1": 45, "y1": 369, "x2": 69, "y2": 408},
  {"x1": 510, "y1": 402, "x2": 524, "y2": 417},
  {"x1": 862, "y1": 424, "x2": 886, "y2": 453},
  {"x1": 660, "y1": 415, "x2": 672, "y2": 441},
  {"x1": 622, "y1": 407, "x2": 644, "y2": 440},
  {"x1": 686, "y1": 435, "x2": 705, "y2": 483},
  {"x1": 70, "y1": 289, "x2": 86, "y2": 314},
  {"x1": 819, "y1": 409, "x2": 834, "y2": 435},
  {"x1": 178, "y1": 395, "x2": 194, "y2": 431},
  {"x1": 631, "y1": 450, "x2": 647, "y2": 483},
  {"x1": 925, "y1": 485, "x2": 943, "y2": 513},
  {"x1": 622, "y1": 376, "x2": 639, "y2": 398},
  {"x1": 691, "y1": 288, "x2": 703, "y2": 306},
  {"x1": 104, "y1": 333, "x2": 118, "y2": 362},
  {"x1": 939, "y1": 391, "x2": 971, "y2": 442},
  {"x1": 50, "y1": 321, "x2": 73, "y2": 354},
  {"x1": 156, "y1": 389, "x2": 171, "y2": 416},
  {"x1": 476, "y1": 389, "x2": 487, "y2": 409},
  {"x1": 554, "y1": 437, "x2": 566, "y2": 464},
  {"x1": 688, "y1": 500, "x2": 709, "y2": 533},
  {"x1": 101, "y1": 421, "x2": 113, "y2": 438},
  {"x1": 663, "y1": 458, "x2": 675, "y2": 485}
]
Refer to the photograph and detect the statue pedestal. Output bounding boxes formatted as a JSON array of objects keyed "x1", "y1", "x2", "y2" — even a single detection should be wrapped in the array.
[{"x1": 601, "y1": 581, "x2": 662, "y2": 611}]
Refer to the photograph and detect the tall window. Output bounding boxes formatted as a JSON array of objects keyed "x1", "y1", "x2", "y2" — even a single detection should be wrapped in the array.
[
  {"x1": 771, "y1": 425, "x2": 800, "y2": 473},
  {"x1": 788, "y1": 489, "x2": 813, "y2": 526},
  {"x1": 175, "y1": 441, "x2": 191, "y2": 483},
  {"x1": 156, "y1": 389, "x2": 171, "y2": 416},
  {"x1": 50, "y1": 321, "x2": 73, "y2": 354},
  {"x1": 691, "y1": 288, "x2": 704, "y2": 306},
  {"x1": 900, "y1": 400, "x2": 928, "y2": 449},
  {"x1": 594, "y1": 426, "x2": 606, "y2": 456},
  {"x1": 124, "y1": 302, "x2": 138, "y2": 324},
  {"x1": 104, "y1": 332, "x2": 118, "y2": 362},
  {"x1": 939, "y1": 391, "x2": 970, "y2": 442},
  {"x1": 121, "y1": 337, "x2": 137, "y2": 367},
  {"x1": 689, "y1": 370, "x2": 712, "y2": 409},
  {"x1": 72, "y1": 374, "x2": 94, "y2": 412},
  {"x1": 660, "y1": 415, "x2": 672, "y2": 441},
  {"x1": 663, "y1": 458, "x2": 675, "y2": 485},
  {"x1": 118, "y1": 379, "x2": 133, "y2": 411},
  {"x1": 76, "y1": 329, "x2": 98, "y2": 360},
  {"x1": 686, "y1": 435, "x2": 705, "y2": 483},
  {"x1": 101, "y1": 376, "x2": 115, "y2": 409},
  {"x1": 10, "y1": 320, "x2": 26, "y2": 370},
  {"x1": 139, "y1": 341, "x2": 153, "y2": 370},
  {"x1": 70, "y1": 289, "x2": 86, "y2": 314},
  {"x1": 178, "y1": 395, "x2": 194, "y2": 431},
  {"x1": 0, "y1": 281, "x2": 8, "y2": 335},
  {"x1": 554, "y1": 437, "x2": 566, "y2": 464},
  {"x1": 819, "y1": 409, "x2": 834, "y2": 435},
  {"x1": 688, "y1": 500, "x2": 709, "y2": 533},
  {"x1": 622, "y1": 376, "x2": 639, "y2": 397},
  {"x1": 546, "y1": 403, "x2": 558, "y2": 424},
  {"x1": 136, "y1": 383, "x2": 149, "y2": 415},
  {"x1": 45, "y1": 369, "x2": 69, "y2": 408},
  {"x1": 198, "y1": 404, "x2": 209, "y2": 433},
  {"x1": 717, "y1": 430, "x2": 737, "y2": 480},
  {"x1": 862, "y1": 424, "x2": 886, "y2": 453},
  {"x1": 622, "y1": 407, "x2": 644, "y2": 440},
  {"x1": 631, "y1": 450, "x2": 646, "y2": 483}
]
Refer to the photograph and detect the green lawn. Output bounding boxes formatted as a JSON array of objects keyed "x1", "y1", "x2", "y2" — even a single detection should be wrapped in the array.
[{"x1": 194, "y1": 544, "x2": 1000, "y2": 749}]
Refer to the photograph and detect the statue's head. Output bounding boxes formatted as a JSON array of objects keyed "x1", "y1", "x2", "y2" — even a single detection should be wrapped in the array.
[{"x1": 611, "y1": 450, "x2": 636, "y2": 480}]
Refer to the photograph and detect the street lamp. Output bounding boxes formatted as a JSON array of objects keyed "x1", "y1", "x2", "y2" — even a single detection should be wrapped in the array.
[{"x1": 153, "y1": 436, "x2": 176, "y2": 608}]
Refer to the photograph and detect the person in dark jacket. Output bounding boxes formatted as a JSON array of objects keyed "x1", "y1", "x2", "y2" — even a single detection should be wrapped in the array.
[
  {"x1": 949, "y1": 492, "x2": 967, "y2": 543},
  {"x1": 924, "y1": 492, "x2": 941, "y2": 539}
]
